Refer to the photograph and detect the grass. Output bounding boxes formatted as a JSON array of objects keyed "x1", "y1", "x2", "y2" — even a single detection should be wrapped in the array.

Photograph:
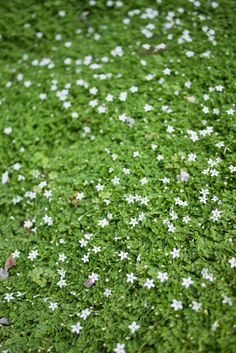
[{"x1": 0, "y1": 0, "x2": 236, "y2": 352}]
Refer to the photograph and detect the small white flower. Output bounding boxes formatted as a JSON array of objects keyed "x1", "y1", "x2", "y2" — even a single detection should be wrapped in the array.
[
  {"x1": 71, "y1": 322, "x2": 82, "y2": 334},
  {"x1": 57, "y1": 278, "x2": 67, "y2": 288},
  {"x1": 2, "y1": 171, "x2": 9, "y2": 184},
  {"x1": 182, "y1": 277, "x2": 194, "y2": 288},
  {"x1": 228, "y1": 257, "x2": 236, "y2": 268},
  {"x1": 49, "y1": 302, "x2": 58, "y2": 311},
  {"x1": 12, "y1": 250, "x2": 20, "y2": 258},
  {"x1": 210, "y1": 208, "x2": 222, "y2": 222},
  {"x1": 171, "y1": 299, "x2": 183, "y2": 311},
  {"x1": 80, "y1": 309, "x2": 91, "y2": 320},
  {"x1": 144, "y1": 104, "x2": 153, "y2": 112},
  {"x1": 43, "y1": 215, "x2": 53, "y2": 226},
  {"x1": 95, "y1": 183, "x2": 104, "y2": 191},
  {"x1": 129, "y1": 218, "x2": 138, "y2": 227},
  {"x1": 118, "y1": 251, "x2": 129, "y2": 260},
  {"x1": 144, "y1": 278, "x2": 155, "y2": 289},
  {"x1": 126, "y1": 273, "x2": 137, "y2": 284},
  {"x1": 4, "y1": 127, "x2": 12, "y2": 135},
  {"x1": 128, "y1": 321, "x2": 140, "y2": 334},
  {"x1": 104, "y1": 289, "x2": 112, "y2": 297},
  {"x1": 76, "y1": 192, "x2": 85, "y2": 200},
  {"x1": 98, "y1": 218, "x2": 109, "y2": 227},
  {"x1": 222, "y1": 295, "x2": 232, "y2": 306},
  {"x1": 157, "y1": 272, "x2": 168, "y2": 283},
  {"x1": 58, "y1": 253, "x2": 67, "y2": 262},
  {"x1": 211, "y1": 321, "x2": 219, "y2": 331},
  {"x1": 88, "y1": 273, "x2": 99, "y2": 282},
  {"x1": 171, "y1": 248, "x2": 180, "y2": 258},
  {"x1": 28, "y1": 249, "x2": 38, "y2": 260},
  {"x1": 190, "y1": 301, "x2": 202, "y2": 311},
  {"x1": 4, "y1": 293, "x2": 14, "y2": 302},
  {"x1": 163, "y1": 67, "x2": 171, "y2": 75},
  {"x1": 111, "y1": 176, "x2": 120, "y2": 185},
  {"x1": 114, "y1": 343, "x2": 126, "y2": 353}
]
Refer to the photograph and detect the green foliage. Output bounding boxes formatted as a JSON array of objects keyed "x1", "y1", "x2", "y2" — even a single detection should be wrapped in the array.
[{"x1": 0, "y1": 0, "x2": 236, "y2": 352}]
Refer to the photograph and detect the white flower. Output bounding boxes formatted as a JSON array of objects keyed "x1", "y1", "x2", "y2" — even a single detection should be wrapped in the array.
[
  {"x1": 12, "y1": 250, "x2": 20, "y2": 258},
  {"x1": 58, "y1": 253, "x2": 67, "y2": 262},
  {"x1": 163, "y1": 67, "x2": 171, "y2": 75},
  {"x1": 43, "y1": 215, "x2": 53, "y2": 226},
  {"x1": 98, "y1": 218, "x2": 109, "y2": 227},
  {"x1": 111, "y1": 46, "x2": 124, "y2": 57},
  {"x1": 228, "y1": 257, "x2": 236, "y2": 268},
  {"x1": 4, "y1": 293, "x2": 14, "y2": 302},
  {"x1": 57, "y1": 278, "x2": 67, "y2": 288},
  {"x1": 177, "y1": 170, "x2": 190, "y2": 181},
  {"x1": 222, "y1": 295, "x2": 232, "y2": 306},
  {"x1": 130, "y1": 86, "x2": 138, "y2": 93},
  {"x1": 210, "y1": 209, "x2": 222, "y2": 222},
  {"x1": 114, "y1": 343, "x2": 126, "y2": 353},
  {"x1": 190, "y1": 301, "x2": 202, "y2": 311},
  {"x1": 81, "y1": 254, "x2": 90, "y2": 263},
  {"x1": 111, "y1": 176, "x2": 120, "y2": 185},
  {"x1": 71, "y1": 112, "x2": 78, "y2": 119},
  {"x1": 106, "y1": 94, "x2": 113, "y2": 101},
  {"x1": 144, "y1": 278, "x2": 155, "y2": 289},
  {"x1": 126, "y1": 273, "x2": 137, "y2": 284},
  {"x1": 226, "y1": 108, "x2": 234, "y2": 115},
  {"x1": 119, "y1": 91, "x2": 127, "y2": 101},
  {"x1": 171, "y1": 299, "x2": 183, "y2": 311},
  {"x1": 79, "y1": 239, "x2": 88, "y2": 247},
  {"x1": 80, "y1": 309, "x2": 91, "y2": 320},
  {"x1": 89, "y1": 87, "x2": 98, "y2": 95},
  {"x1": 156, "y1": 154, "x2": 164, "y2": 161},
  {"x1": 104, "y1": 289, "x2": 112, "y2": 297},
  {"x1": 95, "y1": 183, "x2": 104, "y2": 191},
  {"x1": 133, "y1": 151, "x2": 140, "y2": 158},
  {"x1": 166, "y1": 125, "x2": 174, "y2": 133},
  {"x1": 4, "y1": 127, "x2": 12, "y2": 135},
  {"x1": 140, "y1": 177, "x2": 148, "y2": 185},
  {"x1": 76, "y1": 192, "x2": 85, "y2": 200},
  {"x1": 229, "y1": 165, "x2": 236, "y2": 173},
  {"x1": 188, "y1": 153, "x2": 197, "y2": 161},
  {"x1": 129, "y1": 218, "x2": 138, "y2": 227},
  {"x1": 2, "y1": 171, "x2": 9, "y2": 184},
  {"x1": 71, "y1": 322, "x2": 83, "y2": 334},
  {"x1": 28, "y1": 250, "x2": 38, "y2": 260},
  {"x1": 171, "y1": 248, "x2": 180, "y2": 258},
  {"x1": 118, "y1": 251, "x2": 129, "y2": 260},
  {"x1": 128, "y1": 321, "x2": 140, "y2": 333},
  {"x1": 211, "y1": 321, "x2": 219, "y2": 331},
  {"x1": 49, "y1": 302, "x2": 58, "y2": 311},
  {"x1": 201, "y1": 268, "x2": 214, "y2": 282},
  {"x1": 157, "y1": 272, "x2": 168, "y2": 283},
  {"x1": 144, "y1": 104, "x2": 153, "y2": 112},
  {"x1": 182, "y1": 216, "x2": 191, "y2": 224},
  {"x1": 182, "y1": 277, "x2": 194, "y2": 288},
  {"x1": 39, "y1": 93, "x2": 47, "y2": 100},
  {"x1": 88, "y1": 273, "x2": 99, "y2": 282}
]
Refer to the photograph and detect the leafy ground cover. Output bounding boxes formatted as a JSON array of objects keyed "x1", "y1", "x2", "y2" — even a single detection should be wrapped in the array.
[{"x1": 0, "y1": 0, "x2": 236, "y2": 352}]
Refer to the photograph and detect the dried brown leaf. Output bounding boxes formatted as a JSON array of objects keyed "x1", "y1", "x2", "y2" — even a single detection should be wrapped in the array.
[{"x1": 5, "y1": 255, "x2": 16, "y2": 271}]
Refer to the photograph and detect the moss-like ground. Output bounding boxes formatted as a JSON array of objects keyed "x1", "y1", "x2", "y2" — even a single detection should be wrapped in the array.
[{"x1": 0, "y1": 1, "x2": 236, "y2": 352}]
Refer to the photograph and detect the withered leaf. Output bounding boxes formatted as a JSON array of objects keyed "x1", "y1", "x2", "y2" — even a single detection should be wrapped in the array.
[
  {"x1": 184, "y1": 96, "x2": 196, "y2": 103},
  {"x1": 0, "y1": 268, "x2": 9, "y2": 280},
  {"x1": 5, "y1": 255, "x2": 16, "y2": 271},
  {"x1": 83, "y1": 278, "x2": 95, "y2": 288},
  {"x1": 0, "y1": 317, "x2": 10, "y2": 325}
]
